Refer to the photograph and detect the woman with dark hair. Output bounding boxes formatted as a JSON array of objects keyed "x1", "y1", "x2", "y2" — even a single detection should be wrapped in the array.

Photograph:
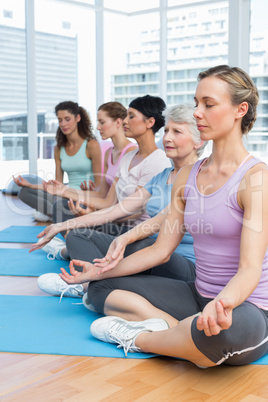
[{"x1": 13, "y1": 101, "x2": 101, "y2": 221}]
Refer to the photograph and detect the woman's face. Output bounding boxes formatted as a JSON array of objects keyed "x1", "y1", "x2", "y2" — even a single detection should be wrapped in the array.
[
  {"x1": 123, "y1": 108, "x2": 149, "y2": 138},
  {"x1": 163, "y1": 120, "x2": 197, "y2": 161},
  {"x1": 193, "y1": 76, "x2": 238, "y2": 141},
  {"x1": 97, "y1": 110, "x2": 119, "y2": 140},
  {"x1": 57, "y1": 110, "x2": 80, "y2": 136}
]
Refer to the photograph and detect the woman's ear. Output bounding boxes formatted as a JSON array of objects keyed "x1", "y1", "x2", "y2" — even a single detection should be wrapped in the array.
[
  {"x1": 235, "y1": 102, "x2": 248, "y2": 119},
  {"x1": 194, "y1": 140, "x2": 204, "y2": 150},
  {"x1": 146, "y1": 117, "x2": 155, "y2": 129},
  {"x1": 116, "y1": 118, "x2": 122, "y2": 128},
  {"x1": 76, "y1": 114, "x2": 81, "y2": 123}
]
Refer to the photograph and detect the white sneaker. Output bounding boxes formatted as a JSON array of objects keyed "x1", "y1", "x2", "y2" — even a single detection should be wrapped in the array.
[
  {"x1": 90, "y1": 316, "x2": 169, "y2": 356},
  {"x1": 33, "y1": 210, "x2": 52, "y2": 222},
  {"x1": 82, "y1": 293, "x2": 97, "y2": 312},
  {"x1": 40, "y1": 237, "x2": 67, "y2": 260},
  {"x1": 37, "y1": 273, "x2": 84, "y2": 301}
]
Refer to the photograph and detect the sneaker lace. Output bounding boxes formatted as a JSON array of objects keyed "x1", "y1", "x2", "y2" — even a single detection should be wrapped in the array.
[
  {"x1": 108, "y1": 323, "x2": 142, "y2": 356},
  {"x1": 58, "y1": 284, "x2": 81, "y2": 302},
  {"x1": 47, "y1": 253, "x2": 56, "y2": 260}
]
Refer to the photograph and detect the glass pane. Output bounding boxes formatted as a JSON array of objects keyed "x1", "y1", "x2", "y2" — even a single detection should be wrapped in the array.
[
  {"x1": 35, "y1": 0, "x2": 96, "y2": 182},
  {"x1": 0, "y1": 0, "x2": 29, "y2": 188},
  {"x1": 72, "y1": 0, "x2": 95, "y2": 4},
  {"x1": 104, "y1": 0, "x2": 159, "y2": 13},
  {"x1": 106, "y1": 11, "x2": 160, "y2": 108},
  {"x1": 249, "y1": 0, "x2": 268, "y2": 164},
  {"x1": 166, "y1": 1, "x2": 228, "y2": 107},
  {"x1": 168, "y1": 0, "x2": 208, "y2": 6}
]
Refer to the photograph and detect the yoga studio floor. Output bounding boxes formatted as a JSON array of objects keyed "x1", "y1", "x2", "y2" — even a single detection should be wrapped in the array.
[{"x1": 0, "y1": 192, "x2": 268, "y2": 401}]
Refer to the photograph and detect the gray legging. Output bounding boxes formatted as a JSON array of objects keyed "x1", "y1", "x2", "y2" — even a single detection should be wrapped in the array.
[
  {"x1": 18, "y1": 187, "x2": 57, "y2": 217},
  {"x1": 66, "y1": 227, "x2": 196, "y2": 279},
  {"x1": 18, "y1": 188, "x2": 73, "y2": 225},
  {"x1": 88, "y1": 277, "x2": 268, "y2": 366},
  {"x1": 52, "y1": 197, "x2": 76, "y2": 223}
]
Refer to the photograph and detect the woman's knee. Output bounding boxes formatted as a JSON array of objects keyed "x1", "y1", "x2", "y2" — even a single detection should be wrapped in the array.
[
  {"x1": 52, "y1": 198, "x2": 75, "y2": 223},
  {"x1": 88, "y1": 280, "x2": 116, "y2": 313},
  {"x1": 18, "y1": 187, "x2": 32, "y2": 203},
  {"x1": 191, "y1": 302, "x2": 268, "y2": 365}
]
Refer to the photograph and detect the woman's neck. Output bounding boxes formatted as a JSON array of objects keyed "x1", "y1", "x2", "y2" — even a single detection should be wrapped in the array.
[
  {"x1": 135, "y1": 131, "x2": 158, "y2": 157},
  {"x1": 209, "y1": 136, "x2": 249, "y2": 168},
  {"x1": 172, "y1": 153, "x2": 199, "y2": 174},
  {"x1": 111, "y1": 129, "x2": 133, "y2": 151},
  {"x1": 65, "y1": 130, "x2": 82, "y2": 147}
]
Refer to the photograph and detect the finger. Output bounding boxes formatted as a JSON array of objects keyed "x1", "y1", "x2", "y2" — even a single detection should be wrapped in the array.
[
  {"x1": 59, "y1": 268, "x2": 72, "y2": 280},
  {"x1": 93, "y1": 257, "x2": 107, "y2": 263},
  {"x1": 59, "y1": 273, "x2": 73, "y2": 284},
  {"x1": 200, "y1": 317, "x2": 212, "y2": 337},
  {"x1": 74, "y1": 200, "x2": 84, "y2": 214},
  {"x1": 79, "y1": 208, "x2": 88, "y2": 216},
  {"x1": 29, "y1": 242, "x2": 43, "y2": 253},
  {"x1": 207, "y1": 316, "x2": 221, "y2": 335},
  {"x1": 196, "y1": 315, "x2": 204, "y2": 331},
  {"x1": 97, "y1": 259, "x2": 119, "y2": 273},
  {"x1": 68, "y1": 199, "x2": 75, "y2": 213},
  {"x1": 93, "y1": 252, "x2": 112, "y2": 264},
  {"x1": 71, "y1": 259, "x2": 85, "y2": 267},
  {"x1": 216, "y1": 301, "x2": 230, "y2": 329},
  {"x1": 218, "y1": 298, "x2": 233, "y2": 311},
  {"x1": 60, "y1": 266, "x2": 69, "y2": 275},
  {"x1": 111, "y1": 246, "x2": 125, "y2": 260},
  {"x1": 36, "y1": 230, "x2": 46, "y2": 238}
]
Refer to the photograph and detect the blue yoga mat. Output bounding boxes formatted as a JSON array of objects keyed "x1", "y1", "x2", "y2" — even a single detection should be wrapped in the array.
[
  {"x1": 0, "y1": 295, "x2": 155, "y2": 359},
  {"x1": 0, "y1": 225, "x2": 63, "y2": 243},
  {"x1": 0, "y1": 248, "x2": 67, "y2": 276}
]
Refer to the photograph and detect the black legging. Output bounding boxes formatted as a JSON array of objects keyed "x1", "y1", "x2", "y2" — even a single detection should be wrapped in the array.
[{"x1": 66, "y1": 227, "x2": 196, "y2": 279}]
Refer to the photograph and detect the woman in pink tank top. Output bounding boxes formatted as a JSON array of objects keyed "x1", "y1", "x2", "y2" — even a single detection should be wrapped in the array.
[
  {"x1": 78, "y1": 101, "x2": 137, "y2": 197},
  {"x1": 77, "y1": 66, "x2": 268, "y2": 368}
]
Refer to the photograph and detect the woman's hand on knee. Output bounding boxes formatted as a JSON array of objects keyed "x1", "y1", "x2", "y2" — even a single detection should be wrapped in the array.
[
  {"x1": 59, "y1": 259, "x2": 100, "y2": 284},
  {"x1": 68, "y1": 199, "x2": 96, "y2": 216},
  {"x1": 13, "y1": 175, "x2": 31, "y2": 188},
  {"x1": 196, "y1": 298, "x2": 234, "y2": 336},
  {"x1": 29, "y1": 224, "x2": 59, "y2": 253},
  {"x1": 80, "y1": 180, "x2": 95, "y2": 191},
  {"x1": 93, "y1": 236, "x2": 126, "y2": 274},
  {"x1": 44, "y1": 180, "x2": 66, "y2": 196}
]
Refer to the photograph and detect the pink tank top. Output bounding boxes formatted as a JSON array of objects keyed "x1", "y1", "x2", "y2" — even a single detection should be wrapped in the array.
[
  {"x1": 184, "y1": 156, "x2": 268, "y2": 309},
  {"x1": 105, "y1": 143, "x2": 137, "y2": 186}
]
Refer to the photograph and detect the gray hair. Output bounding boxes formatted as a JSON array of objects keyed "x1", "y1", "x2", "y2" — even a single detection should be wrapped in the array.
[{"x1": 163, "y1": 104, "x2": 207, "y2": 157}]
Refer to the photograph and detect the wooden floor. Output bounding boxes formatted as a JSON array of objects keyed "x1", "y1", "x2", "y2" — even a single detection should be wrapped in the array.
[{"x1": 0, "y1": 192, "x2": 268, "y2": 401}]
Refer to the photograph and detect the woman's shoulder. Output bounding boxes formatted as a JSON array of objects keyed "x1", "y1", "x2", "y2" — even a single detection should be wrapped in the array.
[
  {"x1": 242, "y1": 158, "x2": 268, "y2": 189},
  {"x1": 124, "y1": 143, "x2": 138, "y2": 155},
  {"x1": 86, "y1": 138, "x2": 101, "y2": 155},
  {"x1": 153, "y1": 167, "x2": 173, "y2": 181},
  {"x1": 172, "y1": 162, "x2": 200, "y2": 192},
  {"x1": 54, "y1": 145, "x2": 61, "y2": 158}
]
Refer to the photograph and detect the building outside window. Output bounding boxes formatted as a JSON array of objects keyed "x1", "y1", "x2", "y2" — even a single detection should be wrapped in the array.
[{"x1": 0, "y1": 0, "x2": 267, "y2": 189}]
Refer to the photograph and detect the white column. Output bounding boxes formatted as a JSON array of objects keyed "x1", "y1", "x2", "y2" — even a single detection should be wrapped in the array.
[
  {"x1": 228, "y1": 0, "x2": 250, "y2": 71},
  {"x1": 25, "y1": 0, "x2": 38, "y2": 174},
  {"x1": 95, "y1": 0, "x2": 105, "y2": 108},
  {"x1": 159, "y1": 0, "x2": 167, "y2": 102}
]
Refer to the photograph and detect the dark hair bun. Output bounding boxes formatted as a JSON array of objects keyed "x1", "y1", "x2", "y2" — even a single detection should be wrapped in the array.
[{"x1": 129, "y1": 94, "x2": 166, "y2": 133}]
